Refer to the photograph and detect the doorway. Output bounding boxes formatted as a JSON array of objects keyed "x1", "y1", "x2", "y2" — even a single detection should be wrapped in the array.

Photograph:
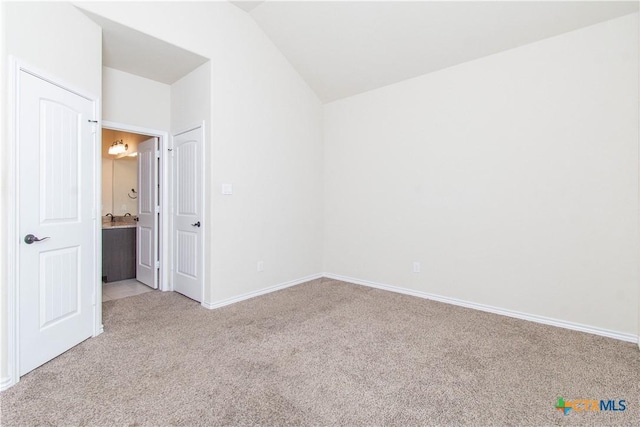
[
  {"x1": 101, "y1": 128, "x2": 154, "y2": 289},
  {"x1": 102, "y1": 121, "x2": 171, "y2": 294}
]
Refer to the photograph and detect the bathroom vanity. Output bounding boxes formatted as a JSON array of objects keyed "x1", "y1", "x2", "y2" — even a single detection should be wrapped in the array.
[{"x1": 102, "y1": 220, "x2": 136, "y2": 282}]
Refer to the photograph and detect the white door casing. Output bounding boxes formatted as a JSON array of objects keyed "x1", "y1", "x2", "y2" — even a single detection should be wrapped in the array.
[
  {"x1": 172, "y1": 126, "x2": 204, "y2": 302},
  {"x1": 17, "y1": 70, "x2": 96, "y2": 376},
  {"x1": 137, "y1": 137, "x2": 158, "y2": 289}
]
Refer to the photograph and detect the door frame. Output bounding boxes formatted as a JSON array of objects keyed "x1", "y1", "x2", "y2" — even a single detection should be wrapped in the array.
[
  {"x1": 4, "y1": 58, "x2": 100, "y2": 390},
  {"x1": 102, "y1": 121, "x2": 171, "y2": 293}
]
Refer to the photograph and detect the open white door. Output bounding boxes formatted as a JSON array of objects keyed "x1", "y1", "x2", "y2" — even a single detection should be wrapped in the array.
[
  {"x1": 137, "y1": 137, "x2": 158, "y2": 288},
  {"x1": 18, "y1": 70, "x2": 96, "y2": 376},
  {"x1": 172, "y1": 126, "x2": 203, "y2": 302}
]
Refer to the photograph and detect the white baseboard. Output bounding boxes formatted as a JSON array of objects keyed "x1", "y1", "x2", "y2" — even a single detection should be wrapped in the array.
[
  {"x1": 323, "y1": 273, "x2": 638, "y2": 344},
  {"x1": 0, "y1": 375, "x2": 15, "y2": 392},
  {"x1": 201, "y1": 273, "x2": 324, "y2": 310}
]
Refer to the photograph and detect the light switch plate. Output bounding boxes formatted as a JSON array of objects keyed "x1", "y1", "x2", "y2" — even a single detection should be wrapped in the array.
[{"x1": 221, "y1": 183, "x2": 233, "y2": 195}]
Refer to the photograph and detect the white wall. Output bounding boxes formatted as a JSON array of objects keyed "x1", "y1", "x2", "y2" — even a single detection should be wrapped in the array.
[
  {"x1": 101, "y1": 158, "x2": 114, "y2": 216},
  {"x1": 112, "y1": 157, "x2": 138, "y2": 216},
  {"x1": 171, "y1": 62, "x2": 210, "y2": 133},
  {"x1": 324, "y1": 13, "x2": 639, "y2": 337},
  {"x1": 80, "y1": 2, "x2": 324, "y2": 304},
  {"x1": 1, "y1": 2, "x2": 102, "y2": 385},
  {"x1": 102, "y1": 66, "x2": 170, "y2": 131}
]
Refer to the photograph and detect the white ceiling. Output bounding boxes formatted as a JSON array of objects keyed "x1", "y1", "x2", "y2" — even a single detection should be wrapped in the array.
[
  {"x1": 246, "y1": 1, "x2": 639, "y2": 102},
  {"x1": 230, "y1": 1, "x2": 266, "y2": 13},
  {"x1": 81, "y1": 2, "x2": 639, "y2": 99},
  {"x1": 81, "y1": 10, "x2": 208, "y2": 85}
]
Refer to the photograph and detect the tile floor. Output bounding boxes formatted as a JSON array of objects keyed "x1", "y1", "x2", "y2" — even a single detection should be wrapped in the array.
[{"x1": 102, "y1": 279, "x2": 154, "y2": 302}]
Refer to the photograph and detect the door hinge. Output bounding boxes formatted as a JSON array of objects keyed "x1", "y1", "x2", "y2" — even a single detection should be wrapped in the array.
[
  {"x1": 88, "y1": 119, "x2": 98, "y2": 134},
  {"x1": 155, "y1": 260, "x2": 160, "y2": 269},
  {"x1": 155, "y1": 206, "x2": 160, "y2": 214},
  {"x1": 156, "y1": 150, "x2": 161, "y2": 159}
]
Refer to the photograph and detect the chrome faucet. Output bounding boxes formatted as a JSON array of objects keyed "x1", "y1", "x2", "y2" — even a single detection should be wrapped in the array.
[
  {"x1": 124, "y1": 213, "x2": 132, "y2": 217},
  {"x1": 105, "y1": 213, "x2": 115, "y2": 222}
]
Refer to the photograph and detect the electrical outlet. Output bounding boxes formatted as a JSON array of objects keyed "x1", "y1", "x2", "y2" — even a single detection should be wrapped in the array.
[
  {"x1": 412, "y1": 261, "x2": 421, "y2": 273},
  {"x1": 257, "y1": 261, "x2": 264, "y2": 272}
]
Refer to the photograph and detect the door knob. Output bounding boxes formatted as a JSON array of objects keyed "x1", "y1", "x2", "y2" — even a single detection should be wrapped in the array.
[
  {"x1": 24, "y1": 234, "x2": 50, "y2": 244},
  {"x1": 191, "y1": 221, "x2": 201, "y2": 227}
]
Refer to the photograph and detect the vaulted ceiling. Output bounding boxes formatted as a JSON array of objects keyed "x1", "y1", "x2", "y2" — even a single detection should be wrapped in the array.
[
  {"x1": 238, "y1": 1, "x2": 638, "y2": 102},
  {"x1": 84, "y1": 1, "x2": 639, "y2": 102}
]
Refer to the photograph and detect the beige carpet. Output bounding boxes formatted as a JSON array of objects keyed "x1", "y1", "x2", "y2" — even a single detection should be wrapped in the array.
[{"x1": 1, "y1": 278, "x2": 638, "y2": 426}]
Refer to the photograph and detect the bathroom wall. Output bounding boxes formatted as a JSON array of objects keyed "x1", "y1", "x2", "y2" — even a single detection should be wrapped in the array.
[
  {"x1": 111, "y1": 157, "x2": 138, "y2": 216},
  {"x1": 101, "y1": 129, "x2": 153, "y2": 216},
  {"x1": 101, "y1": 158, "x2": 113, "y2": 217}
]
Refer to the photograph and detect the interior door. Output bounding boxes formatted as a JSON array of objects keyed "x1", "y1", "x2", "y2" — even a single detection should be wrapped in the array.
[
  {"x1": 172, "y1": 126, "x2": 203, "y2": 302},
  {"x1": 18, "y1": 70, "x2": 96, "y2": 376},
  {"x1": 137, "y1": 137, "x2": 158, "y2": 288}
]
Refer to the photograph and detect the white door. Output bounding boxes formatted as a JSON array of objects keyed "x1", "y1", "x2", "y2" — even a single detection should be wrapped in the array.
[
  {"x1": 137, "y1": 137, "x2": 158, "y2": 288},
  {"x1": 18, "y1": 70, "x2": 96, "y2": 376},
  {"x1": 172, "y1": 127, "x2": 203, "y2": 302}
]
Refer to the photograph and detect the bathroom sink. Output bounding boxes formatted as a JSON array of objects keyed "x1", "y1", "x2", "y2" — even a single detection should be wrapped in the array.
[{"x1": 114, "y1": 215, "x2": 137, "y2": 223}]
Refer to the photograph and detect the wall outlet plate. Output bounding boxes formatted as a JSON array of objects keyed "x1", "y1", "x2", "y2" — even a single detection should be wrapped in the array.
[{"x1": 412, "y1": 261, "x2": 421, "y2": 273}]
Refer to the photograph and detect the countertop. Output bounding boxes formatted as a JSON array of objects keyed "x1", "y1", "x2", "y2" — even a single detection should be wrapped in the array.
[
  {"x1": 102, "y1": 219, "x2": 137, "y2": 229},
  {"x1": 103, "y1": 223, "x2": 136, "y2": 229}
]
